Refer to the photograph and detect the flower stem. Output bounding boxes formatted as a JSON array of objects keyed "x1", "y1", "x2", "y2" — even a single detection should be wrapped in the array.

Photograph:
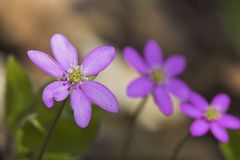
[
  {"x1": 37, "y1": 98, "x2": 68, "y2": 160},
  {"x1": 120, "y1": 96, "x2": 148, "y2": 160},
  {"x1": 169, "y1": 132, "x2": 190, "y2": 160}
]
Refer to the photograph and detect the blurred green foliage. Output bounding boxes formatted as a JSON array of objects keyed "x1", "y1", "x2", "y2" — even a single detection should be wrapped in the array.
[
  {"x1": 6, "y1": 56, "x2": 105, "y2": 159},
  {"x1": 6, "y1": 56, "x2": 34, "y2": 130},
  {"x1": 221, "y1": 0, "x2": 240, "y2": 56},
  {"x1": 220, "y1": 131, "x2": 240, "y2": 160}
]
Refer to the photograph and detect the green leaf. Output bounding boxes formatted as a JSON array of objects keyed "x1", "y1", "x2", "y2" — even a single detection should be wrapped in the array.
[
  {"x1": 6, "y1": 56, "x2": 34, "y2": 131},
  {"x1": 18, "y1": 95, "x2": 105, "y2": 159},
  {"x1": 220, "y1": 130, "x2": 240, "y2": 160},
  {"x1": 20, "y1": 113, "x2": 45, "y2": 133}
]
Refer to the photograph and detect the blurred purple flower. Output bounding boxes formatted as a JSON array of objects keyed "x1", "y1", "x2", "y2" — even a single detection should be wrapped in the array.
[
  {"x1": 181, "y1": 92, "x2": 240, "y2": 143},
  {"x1": 124, "y1": 40, "x2": 190, "y2": 116},
  {"x1": 27, "y1": 33, "x2": 119, "y2": 128}
]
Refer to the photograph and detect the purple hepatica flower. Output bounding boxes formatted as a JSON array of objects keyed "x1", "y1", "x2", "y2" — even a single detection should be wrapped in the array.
[
  {"x1": 124, "y1": 40, "x2": 190, "y2": 116},
  {"x1": 181, "y1": 92, "x2": 240, "y2": 143},
  {"x1": 27, "y1": 33, "x2": 119, "y2": 128}
]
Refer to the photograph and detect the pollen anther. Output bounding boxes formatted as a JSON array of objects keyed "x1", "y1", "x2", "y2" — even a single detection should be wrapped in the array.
[{"x1": 204, "y1": 107, "x2": 220, "y2": 121}]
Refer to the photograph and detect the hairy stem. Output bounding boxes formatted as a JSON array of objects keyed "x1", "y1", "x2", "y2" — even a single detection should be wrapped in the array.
[
  {"x1": 120, "y1": 96, "x2": 148, "y2": 160},
  {"x1": 37, "y1": 98, "x2": 68, "y2": 160},
  {"x1": 169, "y1": 132, "x2": 190, "y2": 160}
]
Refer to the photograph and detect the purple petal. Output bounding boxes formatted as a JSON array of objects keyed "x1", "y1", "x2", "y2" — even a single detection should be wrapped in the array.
[
  {"x1": 82, "y1": 46, "x2": 115, "y2": 76},
  {"x1": 127, "y1": 76, "x2": 154, "y2": 98},
  {"x1": 166, "y1": 78, "x2": 190, "y2": 100},
  {"x1": 211, "y1": 93, "x2": 230, "y2": 113},
  {"x1": 124, "y1": 47, "x2": 147, "y2": 74},
  {"x1": 27, "y1": 50, "x2": 64, "y2": 78},
  {"x1": 51, "y1": 33, "x2": 78, "y2": 71},
  {"x1": 81, "y1": 81, "x2": 119, "y2": 113},
  {"x1": 190, "y1": 119, "x2": 209, "y2": 137},
  {"x1": 163, "y1": 55, "x2": 186, "y2": 77},
  {"x1": 217, "y1": 114, "x2": 240, "y2": 130},
  {"x1": 211, "y1": 123, "x2": 229, "y2": 143},
  {"x1": 42, "y1": 81, "x2": 70, "y2": 108},
  {"x1": 71, "y1": 87, "x2": 92, "y2": 128},
  {"x1": 189, "y1": 92, "x2": 208, "y2": 111},
  {"x1": 180, "y1": 103, "x2": 203, "y2": 118},
  {"x1": 144, "y1": 40, "x2": 163, "y2": 66},
  {"x1": 153, "y1": 86, "x2": 173, "y2": 116}
]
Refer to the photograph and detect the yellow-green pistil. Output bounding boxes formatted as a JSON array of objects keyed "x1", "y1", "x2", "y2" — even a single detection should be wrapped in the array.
[
  {"x1": 69, "y1": 69, "x2": 82, "y2": 83},
  {"x1": 66, "y1": 66, "x2": 84, "y2": 84},
  {"x1": 66, "y1": 65, "x2": 96, "y2": 84},
  {"x1": 204, "y1": 107, "x2": 220, "y2": 121},
  {"x1": 151, "y1": 69, "x2": 165, "y2": 83}
]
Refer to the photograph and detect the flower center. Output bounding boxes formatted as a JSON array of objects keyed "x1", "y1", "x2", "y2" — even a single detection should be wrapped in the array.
[
  {"x1": 67, "y1": 65, "x2": 83, "y2": 84},
  {"x1": 151, "y1": 69, "x2": 165, "y2": 83},
  {"x1": 204, "y1": 107, "x2": 220, "y2": 121}
]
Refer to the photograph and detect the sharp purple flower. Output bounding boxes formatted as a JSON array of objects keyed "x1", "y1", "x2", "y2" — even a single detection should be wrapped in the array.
[
  {"x1": 27, "y1": 33, "x2": 119, "y2": 128},
  {"x1": 124, "y1": 40, "x2": 190, "y2": 116},
  {"x1": 181, "y1": 92, "x2": 240, "y2": 143}
]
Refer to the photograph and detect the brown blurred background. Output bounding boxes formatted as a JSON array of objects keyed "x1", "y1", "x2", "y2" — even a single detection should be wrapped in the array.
[{"x1": 1, "y1": 0, "x2": 240, "y2": 159}]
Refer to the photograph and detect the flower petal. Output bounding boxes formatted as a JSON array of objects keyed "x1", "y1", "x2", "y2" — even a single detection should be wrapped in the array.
[
  {"x1": 144, "y1": 40, "x2": 163, "y2": 66},
  {"x1": 211, "y1": 93, "x2": 230, "y2": 112},
  {"x1": 153, "y1": 86, "x2": 173, "y2": 116},
  {"x1": 42, "y1": 81, "x2": 70, "y2": 108},
  {"x1": 163, "y1": 55, "x2": 186, "y2": 77},
  {"x1": 82, "y1": 46, "x2": 115, "y2": 76},
  {"x1": 27, "y1": 50, "x2": 65, "y2": 78},
  {"x1": 189, "y1": 92, "x2": 208, "y2": 111},
  {"x1": 217, "y1": 114, "x2": 240, "y2": 130},
  {"x1": 180, "y1": 103, "x2": 203, "y2": 118},
  {"x1": 51, "y1": 33, "x2": 78, "y2": 70},
  {"x1": 124, "y1": 47, "x2": 147, "y2": 74},
  {"x1": 81, "y1": 81, "x2": 119, "y2": 113},
  {"x1": 190, "y1": 119, "x2": 209, "y2": 137},
  {"x1": 166, "y1": 78, "x2": 190, "y2": 100},
  {"x1": 71, "y1": 87, "x2": 92, "y2": 128},
  {"x1": 127, "y1": 76, "x2": 154, "y2": 98},
  {"x1": 211, "y1": 123, "x2": 229, "y2": 143}
]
